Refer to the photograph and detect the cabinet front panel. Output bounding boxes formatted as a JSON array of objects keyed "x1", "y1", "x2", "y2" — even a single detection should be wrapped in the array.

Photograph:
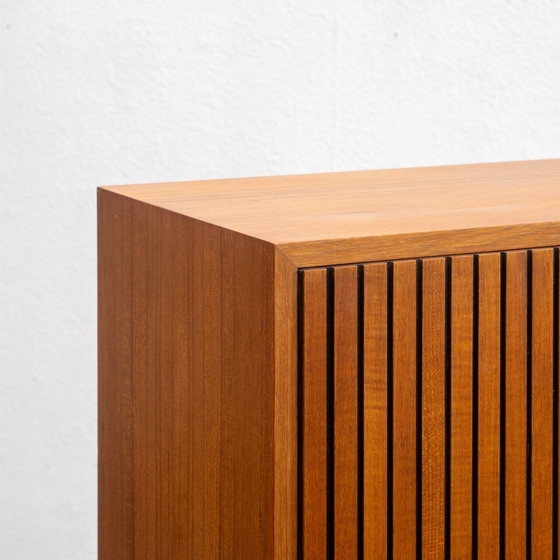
[{"x1": 298, "y1": 248, "x2": 559, "y2": 559}]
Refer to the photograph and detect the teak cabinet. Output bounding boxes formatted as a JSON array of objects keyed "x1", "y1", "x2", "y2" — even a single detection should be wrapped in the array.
[{"x1": 98, "y1": 159, "x2": 560, "y2": 559}]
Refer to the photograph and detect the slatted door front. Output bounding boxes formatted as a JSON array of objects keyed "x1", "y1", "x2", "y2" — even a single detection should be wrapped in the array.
[{"x1": 298, "y1": 248, "x2": 559, "y2": 559}]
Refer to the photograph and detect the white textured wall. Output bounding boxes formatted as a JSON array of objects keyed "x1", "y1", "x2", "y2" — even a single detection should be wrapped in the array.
[{"x1": 1, "y1": 1, "x2": 559, "y2": 558}]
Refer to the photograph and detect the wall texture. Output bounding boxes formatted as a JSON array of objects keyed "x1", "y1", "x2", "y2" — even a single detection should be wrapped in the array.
[{"x1": 1, "y1": 1, "x2": 559, "y2": 558}]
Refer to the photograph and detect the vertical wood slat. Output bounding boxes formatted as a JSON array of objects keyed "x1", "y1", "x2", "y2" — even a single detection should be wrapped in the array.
[
  {"x1": 504, "y1": 251, "x2": 527, "y2": 560},
  {"x1": 556, "y1": 248, "x2": 560, "y2": 560},
  {"x1": 392, "y1": 260, "x2": 418, "y2": 559},
  {"x1": 421, "y1": 258, "x2": 446, "y2": 558},
  {"x1": 333, "y1": 267, "x2": 359, "y2": 560},
  {"x1": 531, "y1": 248, "x2": 554, "y2": 558},
  {"x1": 363, "y1": 263, "x2": 388, "y2": 560},
  {"x1": 450, "y1": 255, "x2": 474, "y2": 559},
  {"x1": 301, "y1": 269, "x2": 328, "y2": 560},
  {"x1": 476, "y1": 253, "x2": 502, "y2": 559}
]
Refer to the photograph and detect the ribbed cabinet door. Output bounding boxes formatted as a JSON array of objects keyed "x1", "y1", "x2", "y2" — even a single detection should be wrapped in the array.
[{"x1": 298, "y1": 249, "x2": 560, "y2": 559}]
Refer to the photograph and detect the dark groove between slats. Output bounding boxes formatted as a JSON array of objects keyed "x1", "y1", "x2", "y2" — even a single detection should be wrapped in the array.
[
  {"x1": 472, "y1": 254, "x2": 480, "y2": 560},
  {"x1": 416, "y1": 260, "x2": 423, "y2": 560},
  {"x1": 554, "y1": 248, "x2": 559, "y2": 560},
  {"x1": 444, "y1": 257, "x2": 452, "y2": 560},
  {"x1": 326, "y1": 268, "x2": 335, "y2": 560},
  {"x1": 527, "y1": 250, "x2": 533, "y2": 560},
  {"x1": 357, "y1": 266, "x2": 365, "y2": 560},
  {"x1": 387, "y1": 262, "x2": 394, "y2": 560},
  {"x1": 296, "y1": 270, "x2": 304, "y2": 560},
  {"x1": 499, "y1": 252, "x2": 507, "y2": 560}
]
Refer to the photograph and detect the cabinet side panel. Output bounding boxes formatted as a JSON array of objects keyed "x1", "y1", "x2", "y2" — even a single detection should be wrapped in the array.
[
  {"x1": 200, "y1": 222, "x2": 223, "y2": 558},
  {"x1": 219, "y1": 229, "x2": 276, "y2": 558},
  {"x1": 98, "y1": 190, "x2": 135, "y2": 560},
  {"x1": 169, "y1": 212, "x2": 200, "y2": 557},
  {"x1": 98, "y1": 193, "x2": 278, "y2": 559},
  {"x1": 130, "y1": 197, "x2": 151, "y2": 558}
]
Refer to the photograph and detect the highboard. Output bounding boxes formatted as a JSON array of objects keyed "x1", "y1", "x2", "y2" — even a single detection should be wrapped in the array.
[{"x1": 98, "y1": 159, "x2": 560, "y2": 559}]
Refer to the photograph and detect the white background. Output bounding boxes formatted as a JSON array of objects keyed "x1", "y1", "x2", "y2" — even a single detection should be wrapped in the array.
[{"x1": 1, "y1": 1, "x2": 559, "y2": 558}]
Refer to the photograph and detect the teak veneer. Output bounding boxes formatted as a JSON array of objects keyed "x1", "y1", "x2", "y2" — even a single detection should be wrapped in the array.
[{"x1": 98, "y1": 158, "x2": 560, "y2": 559}]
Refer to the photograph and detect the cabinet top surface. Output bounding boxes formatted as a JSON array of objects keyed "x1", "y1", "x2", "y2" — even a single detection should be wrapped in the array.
[{"x1": 101, "y1": 159, "x2": 560, "y2": 267}]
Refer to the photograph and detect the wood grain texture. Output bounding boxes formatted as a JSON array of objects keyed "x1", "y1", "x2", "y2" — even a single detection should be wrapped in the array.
[
  {"x1": 102, "y1": 159, "x2": 560, "y2": 268},
  {"x1": 100, "y1": 160, "x2": 560, "y2": 560},
  {"x1": 131, "y1": 199, "x2": 151, "y2": 559},
  {"x1": 531, "y1": 248, "x2": 554, "y2": 558},
  {"x1": 504, "y1": 251, "x2": 527, "y2": 560},
  {"x1": 333, "y1": 267, "x2": 359, "y2": 560},
  {"x1": 300, "y1": 269, "x2": 328, "y2": 560},
  {"x1": 450, "y1": 255, "x2": 474, "y2": 559},
  {"x1": 363, "y1": 263, "x2": 388, "y2": 560},
  {"x1": 98, "y1": 190, "x2": 134, "y2": 560},
  {"x1": 476, "y1": 252, "x2": 502, "y2": 559},
  {"x1": 98, "y1": 190, "x2": 298, "y2": 559},
  {"x1": 421, "y1": 258, "x2": 446, "y2": 558},
  {"x1": 392, "y1": 260, "x2": 418, "y2": 559}
]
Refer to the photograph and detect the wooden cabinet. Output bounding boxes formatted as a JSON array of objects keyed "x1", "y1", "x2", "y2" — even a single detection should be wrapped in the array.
[{"x1": 98, "y1": 159, "x2": 560, "y2": 559}]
